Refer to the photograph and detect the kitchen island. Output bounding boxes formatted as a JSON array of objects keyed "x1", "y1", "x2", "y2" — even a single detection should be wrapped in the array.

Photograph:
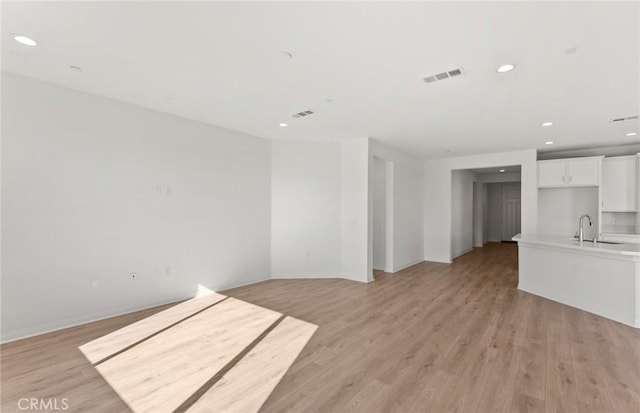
[{"x1": 513, "y1": 233, "x2": 640, "y2": 328}]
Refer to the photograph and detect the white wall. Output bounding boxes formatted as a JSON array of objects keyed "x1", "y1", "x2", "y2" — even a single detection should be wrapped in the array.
[
  {"x1": 271, "y1": 142, "x2": 342, "y2": 278},
  {"x1": 538, "y1": 187, "x2": 599, "y2": 238},
  {"x1": 1, "y1": 73, "x2": 272, "y2": 341},
  {"x1": 372, "y1": 157, "x2": 386, "y2": 270},
  {"x1": 370, "y1": 140, "x2": 424, "y2": 272},
  {"x1": 273, "y1": 138, "x2": 423, "y2": 281},
  {"x1": 424, "y1": 150, "x2": 537, "y2": 262},
  {"x1": 451, "y1": 170, "x2": 476, "y2": 258},
  {"x1": 341, "y1": 138, "x2": 370, "y2": 282}
]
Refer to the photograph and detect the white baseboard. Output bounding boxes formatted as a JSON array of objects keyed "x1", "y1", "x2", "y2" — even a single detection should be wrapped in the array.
[
  {"x1": 392, "y1": 258, "x2": 424, "y2": 273},
  {"x1": 271, "y1": 274, "x2": 370, "y2": 284},
  {"x1": 0, "y1": 296, "x2": 189, "y2": 344},
  {"x1": 452, "y1": 247, "x2": 474, "y2": 259},
  {"x1": 217, "y1": 277, "x2": 271, "y2": 292},
  {"x1": 1, "y1": 277, "x2": 271, "y2": 344},
  {"x1": 269, "y1": 274, "x2": 344, "y2": 279}
]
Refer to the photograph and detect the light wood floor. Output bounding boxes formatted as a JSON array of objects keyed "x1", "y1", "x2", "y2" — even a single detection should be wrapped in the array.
[{"x1": 2, "y1": 243, "x2": 640, "y2": 412}]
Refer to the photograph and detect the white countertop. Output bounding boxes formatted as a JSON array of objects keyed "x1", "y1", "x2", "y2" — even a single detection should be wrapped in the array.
[{"x1": 512, "y1": 233, "x2": 640, "y2": 257}]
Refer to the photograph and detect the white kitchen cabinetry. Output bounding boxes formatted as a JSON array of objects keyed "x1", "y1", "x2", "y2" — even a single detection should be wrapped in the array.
[
  {"x1": 538, "y1": 157, "x2": 602, "y2": 188},
  {"x1": 601, "y1": 155, "x2": 638, "y2": 212},
  {"x1": 538, "y1": 161, "x2": 566, "y2": 187}
]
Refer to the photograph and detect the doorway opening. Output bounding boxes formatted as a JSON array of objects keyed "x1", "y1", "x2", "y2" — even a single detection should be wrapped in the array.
[
  {"x1": 474, "y1": 166, "x2": 522, "y2": 245},
  {"x1": 452, "y1": 166, "x2": 522, "y2": 260}
]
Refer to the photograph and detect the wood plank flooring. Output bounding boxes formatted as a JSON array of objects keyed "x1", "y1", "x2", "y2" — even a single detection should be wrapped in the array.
[{"x1": 2, "y1": 242, "x2": 639, "y2": 412}]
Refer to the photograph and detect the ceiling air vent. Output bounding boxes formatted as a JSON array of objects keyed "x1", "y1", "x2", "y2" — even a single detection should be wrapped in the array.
[
  {"x1": 292, "y1": 110, "x2": 314, "y2": 119},
  {"x1": 611, "y1": 115, "x2": 638, "y2": 123},
  {"x1": 423, "y1": 67, "x2": 466, "y2": 84}
]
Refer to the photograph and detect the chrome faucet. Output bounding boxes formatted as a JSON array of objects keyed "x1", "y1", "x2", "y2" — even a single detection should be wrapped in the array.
[{"x1": 578, "y1": 214, "x2": 592, "y2": 243}]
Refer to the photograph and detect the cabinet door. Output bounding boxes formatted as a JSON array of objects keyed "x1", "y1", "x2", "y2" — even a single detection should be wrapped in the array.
[
  {"x1": 602, "y1": 157, "x2": 637, "y2": 211},
  {"x1": 567, "y1": 158, "x2": 599, "y2": 186},
  {"x1": 538, "y1": 161, "x2": 566, "y2": 187}
]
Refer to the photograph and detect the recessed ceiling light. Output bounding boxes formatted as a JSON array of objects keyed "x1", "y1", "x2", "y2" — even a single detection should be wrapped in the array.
[
  {"x1": 69, "y1": 65, "x2": 82, "y2": 71},
  {"x1": 545, "y1": 141, "x2": 555, "y2": 145},
  {"x1": 279, "y1": 123, "x2": 288, "y2": 127},
  {"x1": 12, "y1": 33, "x2": 37, "y2": 46},
  {"x1": 499, "y1": 169, "x2": 506, "y2": 173},
  {"x1": 542, "y1": 122, "x2": 553, "y2": 127},
  {"x1": 626, "y1": 132, "x2": 638, "y2": 137},
  {"x1": 496, "y1": 64, "x2": 515, "y2": 73}
]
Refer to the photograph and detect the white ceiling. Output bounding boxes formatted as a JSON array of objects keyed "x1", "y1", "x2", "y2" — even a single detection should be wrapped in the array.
[{"x1": 3, "y1": 1, "x2": 639, "y2": 159}]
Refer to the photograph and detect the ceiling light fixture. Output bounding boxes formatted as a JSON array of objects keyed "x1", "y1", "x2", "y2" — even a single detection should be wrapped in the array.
[
  {"x1": 12, "y1": 33, "x2": 37, "y2": 46},
  {"x1": 626, "y1": 132, "x2": 638, "y2": 137},
  {"x1": 496, "y1": 64, "x2": 515, "y2": 73},
  {"x1": 542, "y1": 122, "x2": 553, "y2": 127},
  {"x1": 279, "y1": 123, "x2": 288, "y2": 127},
  {"x1": 545, "y1": 141, "x2": 555, "y2": 145},
  {"x1": 499, "y1": 169, "x2": 506, "y2": 173}
]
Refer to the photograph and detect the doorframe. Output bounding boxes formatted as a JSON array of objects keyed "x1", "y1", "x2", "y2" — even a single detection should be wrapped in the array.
[
  {"x1": 384, "y1": 160, "x2": 394, "y2": 273},
  {"x1": 371, "y1": 156, "x2": 394, "y2": 274}
]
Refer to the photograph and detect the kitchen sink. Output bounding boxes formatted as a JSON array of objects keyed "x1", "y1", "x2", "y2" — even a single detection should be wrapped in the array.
[{"x1": 571, "y1": 238, "x2": 622, "y2": 245}]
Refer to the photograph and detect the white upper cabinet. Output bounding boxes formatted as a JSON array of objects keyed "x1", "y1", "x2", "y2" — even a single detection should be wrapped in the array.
[
  {"x1": 538, "y1": 161, "x2": 567, "y2": 187},
  {"x1": 567, "y1": 158, "x2": 600, "y2": 186},
  {"x1": 601, "y1": 155, "x2": 638, "y2": 212},
  {"x1": 538, "y1": 157, "x2": 601, "y2": 188}
]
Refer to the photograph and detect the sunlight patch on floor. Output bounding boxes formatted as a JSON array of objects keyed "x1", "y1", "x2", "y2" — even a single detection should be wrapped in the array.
[
  {"x1": 186, "y1": 316, "x2": 318, "y2": 413},
  {"x1": 79, "y1": 292, "x2": 317, "y2": 413},
  {"x1": 79, "y1": 290, "x2": 226, "y2": 364}
]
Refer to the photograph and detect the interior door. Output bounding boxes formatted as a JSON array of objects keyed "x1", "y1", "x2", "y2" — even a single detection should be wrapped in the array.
[{"x1": 501, "y1": 186, "x2": 521, "y2": 241}]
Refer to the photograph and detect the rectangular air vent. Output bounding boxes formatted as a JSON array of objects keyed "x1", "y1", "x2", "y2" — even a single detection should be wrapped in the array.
[
  {"x1": 292, "y1": 110, "x2": 314, "y2": 119},
  {"x1": 423, "y1": 67, "x2": 466, "y2": 84},
  {"x1": 611, "y1": 115, "x2": 638, "y2": 123}
]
